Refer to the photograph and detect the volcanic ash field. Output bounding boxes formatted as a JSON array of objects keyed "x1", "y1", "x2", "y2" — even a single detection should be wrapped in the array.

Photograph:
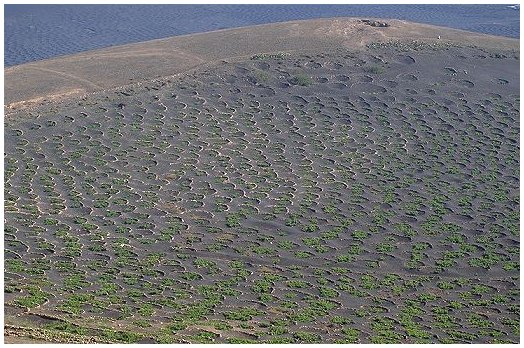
[{"x1": 4, "y1": 42, "x2": 520, "y2": 343}]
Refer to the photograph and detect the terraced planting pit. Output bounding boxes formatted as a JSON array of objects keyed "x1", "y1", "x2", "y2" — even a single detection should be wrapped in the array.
[{"x1": 4, "y1": 29, "x2": 520, "y2": 343}]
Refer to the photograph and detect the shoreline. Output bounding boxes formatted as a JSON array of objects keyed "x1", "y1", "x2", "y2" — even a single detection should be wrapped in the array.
[{"x1": 4, "y1": 17, "x2": 519, "y2": 115}]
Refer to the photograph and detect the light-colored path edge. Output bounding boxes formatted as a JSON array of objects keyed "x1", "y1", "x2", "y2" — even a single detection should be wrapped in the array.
[{"x1": 4, "y1": 17, "x2": 519, "y2": 115}]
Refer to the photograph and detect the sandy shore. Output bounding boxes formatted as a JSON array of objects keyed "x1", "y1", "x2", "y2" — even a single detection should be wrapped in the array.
[{"x1": 4, "y1": 17, "x2": 518, "y2": 114}]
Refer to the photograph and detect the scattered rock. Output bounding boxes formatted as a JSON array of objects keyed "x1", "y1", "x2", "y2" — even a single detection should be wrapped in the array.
[{"x1": 361, "y1": 19, "x2": 390, "y2": 28}]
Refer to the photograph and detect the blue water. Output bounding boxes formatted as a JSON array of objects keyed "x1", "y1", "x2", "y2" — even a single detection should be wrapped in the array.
[{"x1": 4, "y1": 4, "x2": 520, "y2": 67}]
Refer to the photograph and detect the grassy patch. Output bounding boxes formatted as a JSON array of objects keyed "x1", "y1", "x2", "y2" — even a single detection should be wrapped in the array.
[
  {"x1": 289, "y1": 74, "x2": 313, "y2": 86},
  {"x1": 14, "y1": 287, "x2": 50, "y2": 308}
]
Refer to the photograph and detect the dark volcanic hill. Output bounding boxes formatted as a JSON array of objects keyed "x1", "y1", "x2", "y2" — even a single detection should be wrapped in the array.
[{"x1": 4, "y1": 19, "x2": 520, "y2": 344}]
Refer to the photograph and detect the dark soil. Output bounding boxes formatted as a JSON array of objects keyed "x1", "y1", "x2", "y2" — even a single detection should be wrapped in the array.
[{"x1": 4, "y1": 42, "x2": 519, "y2": 343}]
